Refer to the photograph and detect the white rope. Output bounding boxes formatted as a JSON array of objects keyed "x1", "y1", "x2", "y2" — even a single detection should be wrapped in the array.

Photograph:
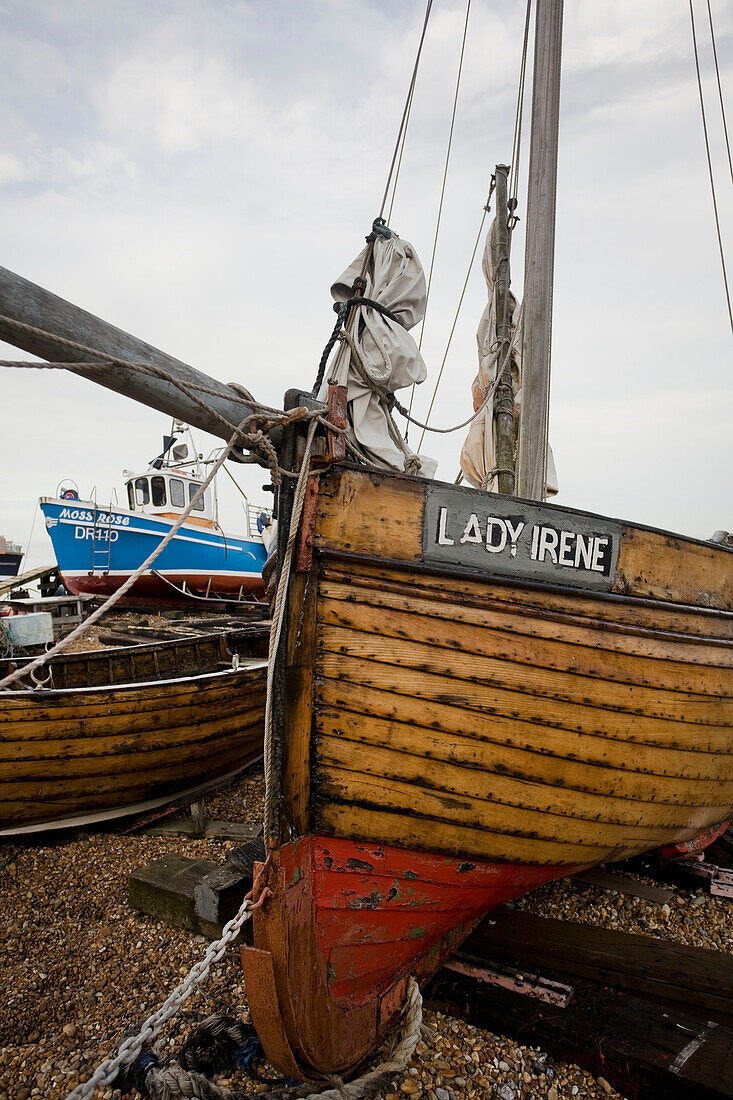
[
  {"x1": 132, "y1": 977, "x2": 422, "y2": 1100},
  {"x1": 262, "y1": 419, "x2": 318, "y2": 841},
  {"x1": 0, "y1": 418, "x2": 251, "y2": 692}
]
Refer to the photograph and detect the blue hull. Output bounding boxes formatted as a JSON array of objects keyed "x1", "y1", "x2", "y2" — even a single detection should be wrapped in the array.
[{"x1": 41, "y1": 499, "x2": 267, "y2": 598}]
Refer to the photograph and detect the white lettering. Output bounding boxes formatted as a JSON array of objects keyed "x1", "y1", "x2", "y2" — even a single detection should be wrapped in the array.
[
  {"x1": 591, "y1": 536, "x2": 609, "y2": 573},
  {"x1": 505, "y1": 519, "x2": 525, "y2": 559},
  {"x1": 537, "y1": 526, "x2": 559, "y2": 564},
  {"x1": 437, "y1": 507, "x2": 454, "y2": 546},
  {"x1": 558, "y1": 530, "x2": 575, "y2": 567},
  {"x1": 575, "y1": 533, "x2": 593, "y2": 569},
  {"x1": 485, "y1": 517, "x2": 507, "y2": 554},
  {"x1": 460, "y1": 513, "x2": 483, "y2": 544},
  {"x1": 530, "y1": 525, "x2": 540, "y2": 560},
  {"x1": 74, "y1": 526, "x2": 85, "y2": 540}
]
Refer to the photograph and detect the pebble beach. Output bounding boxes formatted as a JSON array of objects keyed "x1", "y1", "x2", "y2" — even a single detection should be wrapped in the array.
[{"x1": 1, "y1": 762, "x2": 730, "y2": 1100}]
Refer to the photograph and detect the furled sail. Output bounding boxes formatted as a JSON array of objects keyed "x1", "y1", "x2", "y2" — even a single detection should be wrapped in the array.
[
  {"x1": 323, "y1": 233, "x2": 437, "y2": 478},
  {"x1": 460, "y1": 218, "x2": 557, "y2": 496}
]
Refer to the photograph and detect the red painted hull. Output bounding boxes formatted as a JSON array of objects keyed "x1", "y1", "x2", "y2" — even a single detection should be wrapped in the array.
[
  {"x1": 241, "y1": 835, "x2": 584, "y2": 1078},
  {"x1": 61, "y1": 571, "x2": 265, "y2": 600}
]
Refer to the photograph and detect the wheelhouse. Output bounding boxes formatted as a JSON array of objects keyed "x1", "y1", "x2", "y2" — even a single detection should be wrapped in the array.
[{"x1": 125, "y1": 471, "x2": 213, "y2": 524}]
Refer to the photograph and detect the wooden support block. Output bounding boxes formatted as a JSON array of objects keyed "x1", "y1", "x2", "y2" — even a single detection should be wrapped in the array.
[
  {"x1": 466, "y1": 908, "x2": 733, "y2": 1026},
  {"x1": 429, "y1": 969, "x2": 733, "y2": 1100},
  {"x1": 572, "y1": 867, "x2": 674, "y2": 903},
  {"x1": 128, "y1": 854, "x2": 219, "y2": 934},
  {"x1": 144, "y1": 818, "x2": 261, "y2": 841}
]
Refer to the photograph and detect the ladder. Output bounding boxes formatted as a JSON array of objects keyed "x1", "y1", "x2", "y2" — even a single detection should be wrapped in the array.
[{"x1": 90, "y1": 504, "x2": 113, "y2": 575}]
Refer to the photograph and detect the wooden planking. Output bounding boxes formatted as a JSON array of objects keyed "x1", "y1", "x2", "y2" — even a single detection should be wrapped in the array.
[
  {"x1": 313, "y1": 467, "x2": 733, "y2": 611},
  {"x1": 317, "y1": 681, "x2": 733, "y2": 780},
  {"x1": 429, "y1": 972, "x2": 733, "y2": 1099},
  {"x1": 320, "y1": 577, "x2": 733, "y2": 671},
  {"x1": 616, "y1": 524, "x2": 733, "y2": 612},
  {"x1": 317, "y1": 799, "x2": 644, "y2": 865},
  {"x1": 466, "y1": 907, "x2": 733, "y2": 1019},
  {"x1": 0, "y1": 740, "x2": 259, "y2": 800},
  {"x1": 318, "y1": 651, "x2": 733, "y2": 752},
  {"x1": 315, "y1": 468, "x2": 423, "y2": 563},
  {"x1": 316, "y1": 753, "x2": 727, "y2": 847},
  {"x1": 320, "y1": 595, "x2": 733, "y2": 696},
  {"x1": 1, "y1": 671, "x2": 266, "y2": 740},
  {"x1": 319, "y1": 624, "x2": 731, "y2": 724},
  {"x1": 315, "y1": 706, "x2": 733, "y2": 804},
  {"x1": 0, "y1": 703, "x2": 265, "y2": 763},
  {"x1": 0, "y1": 715, "x2": 264, "y2": 778},
  {"x1": 320, "y1": 562, "x2": 733, "y2": 643}
]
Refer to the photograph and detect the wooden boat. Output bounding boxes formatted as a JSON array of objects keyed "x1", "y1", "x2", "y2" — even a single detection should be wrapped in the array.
[
  {"x1": 234, "y1": 5, "x2": 733, "y2": 1081},
  {"x1": 0, "y1": 623, "x2": 268, "y2": 834},
  {"x1": 0, "y1": 0, "x2": 730, "y2": 1086},
  {"x1": 238, "y1": 459, "x2": 733, "y2": 1079}
]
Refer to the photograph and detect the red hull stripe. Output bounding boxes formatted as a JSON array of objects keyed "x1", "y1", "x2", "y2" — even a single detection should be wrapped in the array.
[{"x1": 281, "y1": 836, "x2": 583, "y2": 1006}]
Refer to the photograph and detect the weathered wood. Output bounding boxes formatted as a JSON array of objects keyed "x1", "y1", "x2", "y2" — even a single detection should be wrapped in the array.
[
  {"x1": 572, "y1": 867, "x2": 674, "y2": 902},
  {"x1": 0, "y1": 665, "x2": 266, "y2": 830},
  {"x1": 429, "y1": 969, "x2": 733, "y2": 1099},
  {"x1": 516, "y1": 0, "x2": 563, "y2": 500},
  {"x1": 128, "y1": 854, "x2": 219, "y2": 934},
  {"x1": 0, "y1": 265, "x2": 255, "y2": 446},
  {"x1": 465, "y1": 907, "x2": 733, "y2": 1022},
  {"x1": 313, "y1": 466, "x2": 733, "y2": 612}
]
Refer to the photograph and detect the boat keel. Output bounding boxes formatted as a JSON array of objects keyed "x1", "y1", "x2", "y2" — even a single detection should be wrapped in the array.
[{"x1": 241, "y1": 835, "x2": 581, "y2": 1078}]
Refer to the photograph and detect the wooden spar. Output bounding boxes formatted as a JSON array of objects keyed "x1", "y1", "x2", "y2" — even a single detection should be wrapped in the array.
[
  {"x1": 492, "y1": 164, "x2": 516, "y2": 496},
  {"x1": 516, "y1": 0, "x2": 563, "y2": 500},
  {"x1": 0, "y1": 265, "x2": 256, "y2": 447}
]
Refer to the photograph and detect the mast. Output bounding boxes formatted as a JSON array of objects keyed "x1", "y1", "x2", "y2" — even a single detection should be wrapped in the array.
[
  {"x1": 515, "y1": 0, "x2": 563, "y2": 501},
  {"x1": 492, "y1": 164, "x2": 516, "y2": 496}
]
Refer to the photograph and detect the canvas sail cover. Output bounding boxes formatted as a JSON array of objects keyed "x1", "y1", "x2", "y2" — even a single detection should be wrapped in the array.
[
  {"x1": 323, "y1": 233, "x2": 437, "y2": 477},
  {"x1": 460, "y1": 219, "x2": 557, "y2": 496}
]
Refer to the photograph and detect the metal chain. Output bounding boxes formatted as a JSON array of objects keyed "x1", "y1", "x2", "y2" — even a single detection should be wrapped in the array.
[{"x1": 65, "y1": 898, "x2": 257, "y2": 1099}]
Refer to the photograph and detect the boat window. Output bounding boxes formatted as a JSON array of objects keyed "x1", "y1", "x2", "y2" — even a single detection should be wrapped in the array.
[
  {"x1": 151, "y1": 476, "x2": 167, "y2": 507},
  {"x1": 127, "y1": 482, "x2": 135, "y2": 511},
  {"x1": 189, "y1": 481, "x2": 205, "y2": 512},
  {"x1": 135, "y1": 477, "x2": 150, "y2": 506},
  {"x1": 169, "y1": 478, "x2": 185, "y2": 508}
]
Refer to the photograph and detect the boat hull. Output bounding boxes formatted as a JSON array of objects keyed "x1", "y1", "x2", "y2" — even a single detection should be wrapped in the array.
[
  {"x1": 242, "y1": 835, "x2": 582, "y2": 1077},
  {"x1": 40, "y1": 498, "x2": 267, "y2": 598},
  {"x1": 0, "y1": 663, "x2": 266, "y2": 832},
  {"x1": 245, "y1": 463, "x2": 733, "y2": 1078},
  {"x1": 0, "y1": 551, "x2": 22, "y2": 579}
]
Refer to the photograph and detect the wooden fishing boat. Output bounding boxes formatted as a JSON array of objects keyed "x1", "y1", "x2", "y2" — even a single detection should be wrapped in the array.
[
  {"x1": 238, "y1": 455, "x2": 733, "y2": 1079},
  {"x1": 0, "y1": 0, "x2": 730, "y2": 1086},
  {"x1": 0, "y1": 623, "x2": 268, "y2": 834}
]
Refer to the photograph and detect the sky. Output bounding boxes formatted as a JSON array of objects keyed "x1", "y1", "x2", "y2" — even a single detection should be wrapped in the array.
[{"x1": 0, "y1": 0, "x2": 731, "y2": 570}]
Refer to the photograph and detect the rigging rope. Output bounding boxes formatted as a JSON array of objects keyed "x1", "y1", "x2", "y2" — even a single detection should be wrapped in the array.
[
  {"x1": 406, "y1": 0, "x2": 472, "y2": 440},
  {"x1": 689, "y1": 0, "x2": 733, "y2": 335},
  {"x1": 508, "y1": 0, "x2": 533, "y2": 214},
  {"x1": 705, "y1": 0, "x2": 733, "y2": 190},
  {"x1": 416, "y1": 191, "x2": 492, "y2": 450},
  {"x1": 414, "y1": 0, "x2": 531, "y2": 446},
  {"x1": 378, "y1": 1, "x2": 434, "y2": 222}
]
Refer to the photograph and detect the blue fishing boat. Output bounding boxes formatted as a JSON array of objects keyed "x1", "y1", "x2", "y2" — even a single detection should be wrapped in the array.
[{"x1": 40, "y1": 425, "x2": 271, "y2": 601}]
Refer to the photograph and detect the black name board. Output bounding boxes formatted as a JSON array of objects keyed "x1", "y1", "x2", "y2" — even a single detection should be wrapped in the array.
[{"x1": 423, "y1": 484, "x2": 621, "y2": 591}]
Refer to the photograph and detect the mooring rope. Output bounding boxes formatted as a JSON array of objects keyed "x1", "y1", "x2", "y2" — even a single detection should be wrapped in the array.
[{"x1": 104, "y1": 978, "x2": 422, "y2": 1100}]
